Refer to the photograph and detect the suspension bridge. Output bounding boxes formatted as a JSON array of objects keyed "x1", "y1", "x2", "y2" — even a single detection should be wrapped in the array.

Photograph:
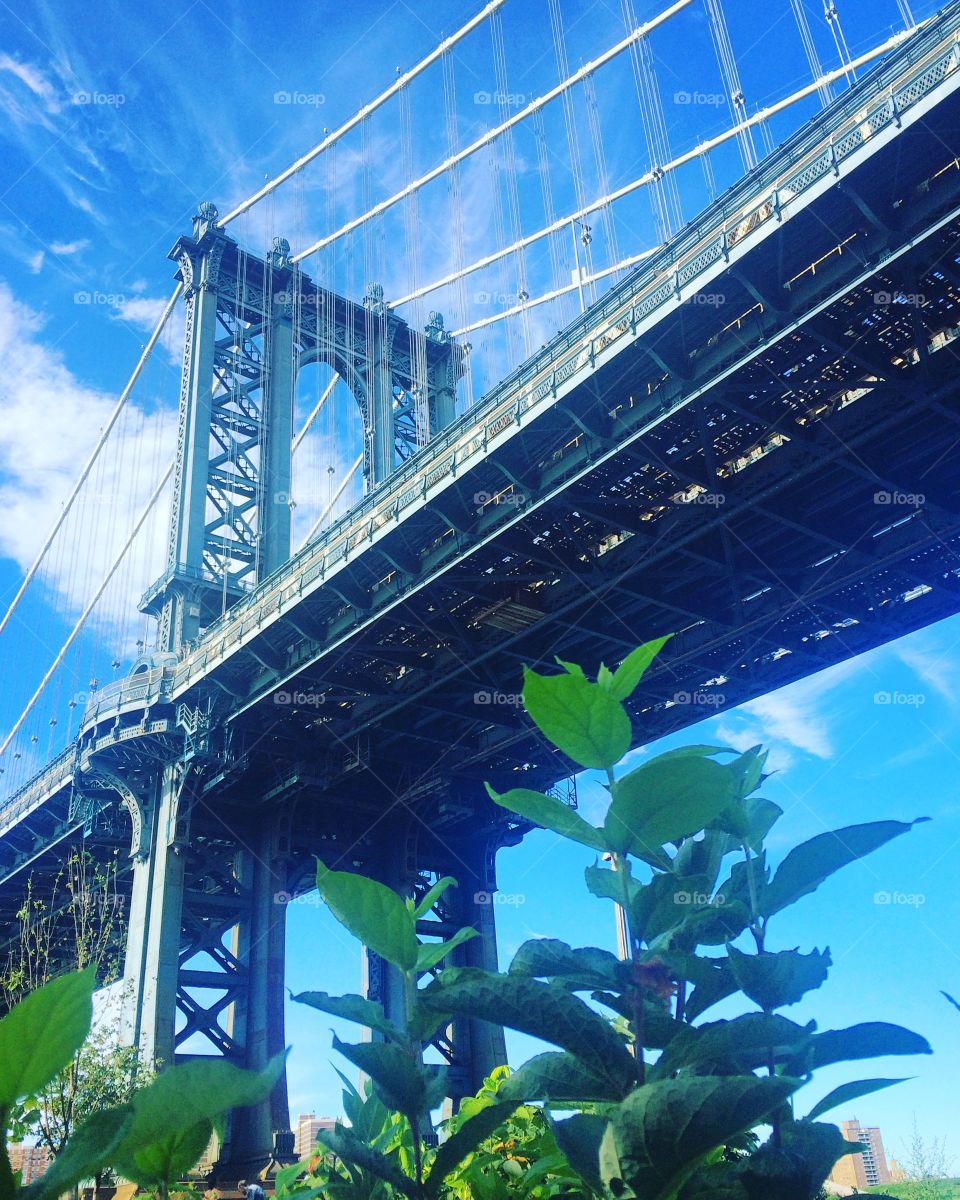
[{"x1": 2, "y1": 0, "x2": 960, "y2": 1177}]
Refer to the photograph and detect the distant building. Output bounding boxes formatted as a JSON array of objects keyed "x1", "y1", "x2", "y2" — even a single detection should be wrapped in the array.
[
  {"x1": 828, "y1": 1119, "x2": 891, "y2": 1189},
  {"x1": 8, "y1": 1144, "x2": 51, "y2": 1184},
  {"x1": 294, "y1": 1112, "x2": 336, "y2": 1159}
]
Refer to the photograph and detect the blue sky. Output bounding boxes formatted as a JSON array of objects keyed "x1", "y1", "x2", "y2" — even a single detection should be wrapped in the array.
[{"x1": 0, "y1": 0, "x2": 956, "y2": 1166}]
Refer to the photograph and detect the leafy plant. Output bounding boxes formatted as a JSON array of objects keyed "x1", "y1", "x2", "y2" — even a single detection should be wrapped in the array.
[
  {"x1": 283, "y1": 638, "x2": 932, "y2": 1200},
  {"x1": 0, "y1": 969, "x2": 281, "y2": 1200},
  {"x1": 0, "y1": 848, "x2": 142, "y2": 1168}
]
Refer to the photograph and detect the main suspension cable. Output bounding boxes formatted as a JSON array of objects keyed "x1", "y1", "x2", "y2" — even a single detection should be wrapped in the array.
[
  {"x1": 217, "y1": 1, "x2": 507, "y2": 229},
  {"x1": 290, "y1": 0, "x2": 697, "y2": 263}
]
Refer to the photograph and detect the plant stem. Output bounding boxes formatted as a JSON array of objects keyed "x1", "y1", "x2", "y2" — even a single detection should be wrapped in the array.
[
  {"x1": 742, "y1": 843, "x2": 765, "y2": 952},
  {"x1": 612, "y1": 849, "x2": 645, "y2": 1086},
  {"x1": 403, "y1": 968, "x2": 425, "y2": 1191}
]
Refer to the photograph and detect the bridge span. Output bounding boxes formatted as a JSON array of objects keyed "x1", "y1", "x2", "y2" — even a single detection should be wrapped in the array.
[{"x1": 4, "y1": 6, "x2": 960, "y2": 1176}]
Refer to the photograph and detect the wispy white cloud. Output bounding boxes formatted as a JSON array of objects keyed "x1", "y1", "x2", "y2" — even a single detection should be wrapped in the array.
[
  {"x1": 712, "y1": 656, "x2": 869, "y2": 770},
  {"x1": 0, "y1": 281, "x2": 175, "y2": 632},
  {"x1": 49, "y1": 238, "x2": 89, "y2": 255}
]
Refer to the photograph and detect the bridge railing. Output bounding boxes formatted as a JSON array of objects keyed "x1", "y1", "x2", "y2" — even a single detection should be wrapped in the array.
[
  {"x1": 0, "y1": 745, "x2": 74, "y2": 829},
  {"x1": 76, "y1": 666, "x2": 178, "y2": 733},
  {"x1": 169, "y1": 10, "x2": 960, "y2": 696}
]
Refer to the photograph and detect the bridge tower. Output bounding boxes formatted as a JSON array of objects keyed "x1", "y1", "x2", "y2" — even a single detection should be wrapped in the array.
[{"x1": 112, "y1": 205, "x2": 508, "y2": 1178}]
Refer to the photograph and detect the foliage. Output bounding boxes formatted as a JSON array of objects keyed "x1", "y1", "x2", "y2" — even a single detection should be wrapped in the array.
[
  {"x1": 0, "y1": 969, "x2": 281, "y2": 1200},
  {"x1": 0, "y1": 849, "x2": 141, "y2": 1165},
  {"x1": 889, "y1": 1119, "x2": 957, "y2": 1200},
  {"x1": 866, "y1": 1186, "x2": 960, "y2": 1199},
  {"x1": 280, "y1": 638, "x2": 932, "y2": 1200}
]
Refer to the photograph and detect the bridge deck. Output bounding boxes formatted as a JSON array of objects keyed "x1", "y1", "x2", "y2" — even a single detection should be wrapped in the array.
[{"x1": 5, "y1": 10, "x2": 960, "y2": 891}]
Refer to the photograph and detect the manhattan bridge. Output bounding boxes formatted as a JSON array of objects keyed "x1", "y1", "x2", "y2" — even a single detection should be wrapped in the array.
[{"x1": 3, "y1": 0, "x2": 960, "y2": 1177}]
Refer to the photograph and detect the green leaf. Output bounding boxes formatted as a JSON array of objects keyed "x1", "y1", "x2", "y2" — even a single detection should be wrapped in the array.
[
  {"x1": 712, "y1": 795, "x2": 782, "y2": 852},
  {"x1": 316, "y1": 1124, "x2": 418, "y2": 1197},
  {"x1": 719, "y1": 1118, "x2": 863, "y2": 1200},
  {"x1": 421, "y1": 967, "x2": 636, "y2": 1091},
  {"x1": 508, "y1": 938, "x2": 627, "y2": 990},
  {"x1": 316, "y1": 862, "x2": 418, "y2": 971},
  {"x1": 487, "y1": 784, "x2": 606, "y2": 850},
  {"x1": 293, "y1": 990, "x2": 406, "y2": 1042},
  {"x1": 0, "y1": 967, "x2": 94, "y2": 1105},
  {"x1": 498, "y1": 1051, "x2": 630, "y2": 1103},
  {"x1": 550, "y1": 1113, "x2": 609, "y2": 1194},
  {"x1": 604, "y1": 1075, "x2": 800, "y2": 1200},
  {"x1": 805, "y1": 1077, "x2": 908, "y2": 1121},
  {"x1": 585, "y1": 863, "x2": 645, "y2": 911},
  {"x1": 727, "y1": 946, "x2": 831, "y2": 1011},
  {"x1": 425, "y1": 1101, "x2": 519, "y2": 1199},
  {"x1": 332, "y1": 1036, "x2": 434, "y2": 1120},
  {"x1": 672, "y1": 830, "x2": 738, "y2": 887},
  {"x1": 632, "y1": 872, "x2": 718, "y2": 944},
  {"x1": 22, "y1": 1105, "x2": 133, "y2": 1200},
  {"x1": 802, "y1": 1021, "x2": 931, "y2": 1071},
  {"x1": 114, "y1": 1118, "x2": 214, "y2": 1188},
  {"x1": 763, "y1": 818, "x2": 929, "y2": 916},
  {"x1": 556, "y1": 657, "x2": 587, "y2": 679},
  {"x1": 676, "y1": 956, "x2": 738, "y2": 1022},
  {"x1": 604, "y1": 753, "x2": 738, "y2": 857},
  {"x1": 726, "y1": 747, "x2": 768, "y2": 798},
  {"x1": 416, "y1": 926, "x2": 480, "y2": 972},
  {"x1": 652, "y1": 1013, "x2": 813, "y2": 1079},
  {"x1": 522, "y1": 666, "x2": 631, "y2": 769},
  {"x1": 414, "y1": 875, "x2": 458, "y2": 919},
  {"x1": 609, "y1": 635, "x2": 673, "y2": 701},
  {"x1": 112, "y1": 1054, "x2": 285, "y2": 1185},
  {"x1": 663, "y1": 898, "x2": 752, "y2": 950}
]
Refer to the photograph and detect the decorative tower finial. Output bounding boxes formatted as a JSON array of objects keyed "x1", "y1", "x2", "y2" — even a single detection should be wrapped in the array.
[
  {"x1": 363, "y1": 282, "x2": 386, "y2": 316},
  {"x1": 193, "y1": 201, "x2": 219, "y2": 237},
  {"x1": 269, "y1": 236, "x2": 291, "y2": 268},
  {"x1": 425, "y1": 310, "x2": 450, "y2": 344}
]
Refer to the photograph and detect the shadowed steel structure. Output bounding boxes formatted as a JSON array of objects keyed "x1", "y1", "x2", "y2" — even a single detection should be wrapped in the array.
[{"x1": 5, "y1": 6, "x2": 960, "y2": 1177}]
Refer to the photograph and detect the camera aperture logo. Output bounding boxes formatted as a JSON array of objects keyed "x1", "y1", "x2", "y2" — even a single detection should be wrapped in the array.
[
  {"x1": 274, "y1": 689, "x2": 325, "y2": 708},
  {"x1": 474, "y1": 890, "x2": 526, "y2": 906}
]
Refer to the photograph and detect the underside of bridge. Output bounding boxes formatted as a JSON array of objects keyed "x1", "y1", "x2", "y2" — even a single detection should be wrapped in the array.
[{"x1": 4, "y1": 13, "x2": 960, "y2": 1180}]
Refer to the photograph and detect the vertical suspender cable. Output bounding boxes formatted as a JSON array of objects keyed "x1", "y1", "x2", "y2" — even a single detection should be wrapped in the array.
[
  {"x1": 0, "y1": 283, "x2": 183, "y2": 641},
  {"x1": 791, "y1": 0, "x2": 833, "y2": 108}
]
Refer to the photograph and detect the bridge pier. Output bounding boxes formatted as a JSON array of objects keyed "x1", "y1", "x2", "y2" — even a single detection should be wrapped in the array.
[
  {"x1": 121, "y1": 768, "x2": 292, "y2": 1178},
  {"x1": 361, "y1": 814, "x2": 508, "y2": 1106}
]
